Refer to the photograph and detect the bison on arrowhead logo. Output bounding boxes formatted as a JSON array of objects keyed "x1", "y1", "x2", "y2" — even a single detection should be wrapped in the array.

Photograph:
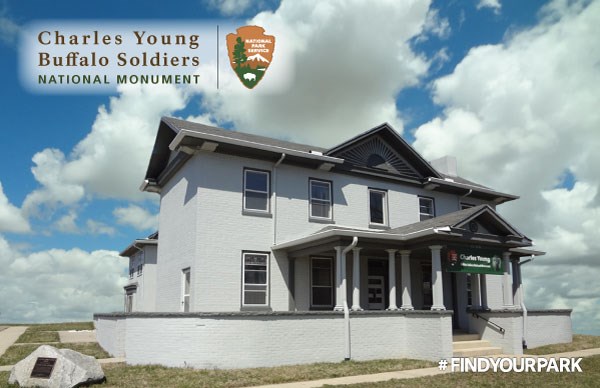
[{"x1": 226, "y1": 26, "x2": 275, "y2": 89}]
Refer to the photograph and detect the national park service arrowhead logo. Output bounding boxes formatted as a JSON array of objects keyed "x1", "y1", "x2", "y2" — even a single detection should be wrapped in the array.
[{"x1": 226, "y1": 26, "x2": 275, "y2": 89}]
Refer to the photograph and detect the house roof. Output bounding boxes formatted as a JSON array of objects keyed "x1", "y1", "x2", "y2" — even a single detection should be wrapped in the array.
[
  {"x1": 120, "y1": 232, "x2": 158, "y2": 257},
  {"x1": 274, "y1": 205, "x2": 535, "y2": 253},
  {"x1": 142, "y1": 117, "x2": 517, "y2": 203}
]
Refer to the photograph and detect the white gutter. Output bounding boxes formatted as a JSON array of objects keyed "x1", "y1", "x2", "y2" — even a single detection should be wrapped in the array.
[
  {"x1": 169, "y1": 129, "x2": 344, "y2": 165},
  {"x1": 519, "y1": 255, "x2": 535, "y2": 348},
  {"x1": 459, "y1": 189, "x2": 472, "y2": 208},
  {"x1": 273, "y1": 154, "x2": 286, "y2": 244},
  {"x1": 342, "y1": 236, "x2": 358, "y2": 361}
]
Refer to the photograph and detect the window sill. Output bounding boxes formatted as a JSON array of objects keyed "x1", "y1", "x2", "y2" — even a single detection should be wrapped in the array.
[
  {"x1": 368, "y1": 223, "x2": 390, "y2": 230},
  {"x1": 242, "y1": 210, "x2": 273, "y2": 218},
  {"x1": 241, "y1": 305, "x2": 272, "y2": 312},
  {"x1": 309, "y1": 217, "x2": 335, "y2": 224}
]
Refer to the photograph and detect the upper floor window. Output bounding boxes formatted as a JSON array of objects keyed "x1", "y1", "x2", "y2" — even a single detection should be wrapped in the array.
[
  {"x1": 309, "y1": 179, "x2": 332, "y2": 220},
  {"x1": 243, "y1": 169, "x2": 270, "y2": 213},
  {"x1": 242, "y1": 252, "x2": 269, "y2": 306},
  {"x1": 137, "y1": 264, "x2": 143, "y2": 276},
  {"x1": 419, "y1": 197, "x2": 435, "y2": 221},
  {"x1": 369, "y1": 188, "x2": 388, "y2": 225},
  {"x1": 129, "y1": 265, "x2": 134, "y2": 279}
]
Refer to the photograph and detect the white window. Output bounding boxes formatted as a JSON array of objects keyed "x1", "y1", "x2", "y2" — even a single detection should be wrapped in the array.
[
  {"x1": 419, "y1": 197, "x2": 435, "y2": 221},
  {"x1": 309, "y1": 179, "x2": 332, "y2": 219},
  {"x1": 369, "y1": 189, "x2": 387, "y2": 225},
  {"x1": 311, "y1": 257, "x2": 333, "y2": 308},
  {"x1": 181, "y1": 268, "x2": 191, "y2": 312},
  {"x1": 243, "y1": 169, "x2": 270, "y2": 212},
  {"x1": 242, "y1": 252, "x2": 269, "y2": 306}
]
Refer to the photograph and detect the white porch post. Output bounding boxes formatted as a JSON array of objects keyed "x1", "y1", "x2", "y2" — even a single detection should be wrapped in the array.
[
  {"x1": 399, "y1": 250, "x2": 414, "y2": 310},
  {"x1": 502, "y1": 252, "x2": 515, "y2": 309},
  {"x1": 471, "y1": 273, "x2": 481, "y2": 309},
  {"x1": 334, "y1": 246, "x2": 344, "y2": 311},
  {"x1": 512, "y1": 259, "x2": 522, "y2": 307},
  {"x1": 386, "y1": 249, "x2": 398, "y2": 310},
  {"x1": 480, "y1": 274, "x2": 488, "y2": 309},
  {"x1": 351, "y1": 247, "x2": 363, "y2": 311},
  {"x1": 429, "y1": 245, "x2": 445, "y2": 310}
]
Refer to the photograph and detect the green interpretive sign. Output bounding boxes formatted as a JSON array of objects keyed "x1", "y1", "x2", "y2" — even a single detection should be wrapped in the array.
[{"x1": 444, "y1": 246, "x2": 504, "y2": 275}]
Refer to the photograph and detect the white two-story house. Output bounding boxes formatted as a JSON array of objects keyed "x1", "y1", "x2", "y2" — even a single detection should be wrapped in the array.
[{"x1": 95, "y1": 117, "x2": 572, "y2": 369}]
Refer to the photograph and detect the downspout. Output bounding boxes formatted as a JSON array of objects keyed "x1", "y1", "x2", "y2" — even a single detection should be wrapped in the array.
[
  {"x1": 519, "y1": 256, "x2": 534, "y2": 348},
  {"x1": 272, "y1": 153, "x2": 286, "y2": 245},
  {"x1": 342, "y1": 236, "x2": 358, "y2": 361},
  {"x1": 459, "y1": 189, "x2": 473, "y2": 208}
]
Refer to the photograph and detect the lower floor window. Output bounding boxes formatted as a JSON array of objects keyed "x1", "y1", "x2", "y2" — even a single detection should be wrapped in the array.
[
  {"x1": 242, "y1": 252, "x2": 269, "y2": 306},
  {"x1": 125, "y1": 292, "x2": 134, "y2": 312},
  {"x1": 311, "y1": 257, "x2": 333, "y2": 308}
]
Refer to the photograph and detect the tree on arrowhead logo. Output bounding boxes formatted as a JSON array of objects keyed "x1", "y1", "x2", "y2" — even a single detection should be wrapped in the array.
[{"x1": 226, "y1": 26, "x2": 275, "y2": 89}]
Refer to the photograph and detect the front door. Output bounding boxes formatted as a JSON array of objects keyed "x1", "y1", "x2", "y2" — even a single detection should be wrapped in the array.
[{"x1": 368, "y1": 275, "x2": 385, "y2": 310}]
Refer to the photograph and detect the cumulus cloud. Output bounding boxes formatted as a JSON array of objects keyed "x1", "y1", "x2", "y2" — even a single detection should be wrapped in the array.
[
  {"x1": 86, "y1": 219, "x2": 117, "y2": 236},
  {"x1": 207, "y1": 0, "x2": 261, "y2": 16},
  {"x1": 193, "y1": 0, "x2": 438, "y2": 146},
  {"x1": 54, "y1": 210, "x2": 79, "y2": 234},
  {"x1": 113, "y1": 204, "x2": 158, "y2": 231},
  {"x1": 477, "y1": 0, "x2": 501, "y2": 14},
  {"x1": 413, "y1": 0, "x2": 600, "y2": 333},
  {"x1": 22, "y1": 85, "x2": 188, "y2": 219},
  {"x1": 0, "y1": 182, "x2": 30, "y2": 233},
  {"x1": 0, "y1": 235, "x2": 126, "y2": 323}
]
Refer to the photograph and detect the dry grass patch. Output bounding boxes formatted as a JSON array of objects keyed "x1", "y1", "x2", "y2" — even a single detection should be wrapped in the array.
[
  {"x1": 524, "y1": 335, "x2": 600, "y2": 355},
  {"x1": 326, "y1": 355, "x2": 600, "y2": 387},
  {"x1": 0, "y1": 343, "x2": 108, "y2": 366},
  {"x1": 97, "y1": 359, "x2": 434, "y2": 388},
  {"x1": 25, "y1": 322, "x2": 94, "y2": 332},
  {"x1": 14, "y1": 330, "x2": 59, "y2": 344}
]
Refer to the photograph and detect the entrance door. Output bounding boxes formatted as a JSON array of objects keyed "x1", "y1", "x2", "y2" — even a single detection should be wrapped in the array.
[{"x1": 368, "y1": 276, "x2": 385, "y2": 310}]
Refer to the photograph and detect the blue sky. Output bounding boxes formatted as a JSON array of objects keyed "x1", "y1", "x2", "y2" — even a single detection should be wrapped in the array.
[{"x1": 0, "y1": 0, "x2": 599, "y2": 335}]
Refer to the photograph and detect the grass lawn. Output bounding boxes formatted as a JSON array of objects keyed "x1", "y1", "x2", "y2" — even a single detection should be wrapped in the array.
[
  {"x1": 524, "y1": 334, "x2": 600, "y2": 355},
  {"x1": 14, "y1": 322, "x2": 94, "y2": 344},
  {"x1": 325, "y1": 355, "x2": 600, "y2": 387}
]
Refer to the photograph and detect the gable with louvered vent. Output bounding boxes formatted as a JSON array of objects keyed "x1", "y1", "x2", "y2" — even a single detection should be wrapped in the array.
[{"x1": 337, "y1": 136, "x2": 422, "y2": 180}]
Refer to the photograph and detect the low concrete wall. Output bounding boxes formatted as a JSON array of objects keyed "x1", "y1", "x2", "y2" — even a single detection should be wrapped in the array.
[
  {"x1": 467, "y1": 309, "x2": 523, "y2": 355},
  {"x1": 94, "y1": 310, "x2": 452, "y2": 369},
  {"x1": 525, "y1": 309, "x2": 572, "y2": 349}
]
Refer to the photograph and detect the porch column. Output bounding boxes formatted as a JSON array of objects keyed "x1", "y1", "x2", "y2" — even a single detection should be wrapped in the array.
[
  {"x1": 399, "y1": 250, "x2": 413, "y2": 310},
  {"x1": 386, "y1": 249, "x2": 398, "y2": 310},
  {"x1": 480, "y1": 275, "x2": 488, "y2": 309},
  {"x1": 351, "y1": 247, "x2": 363, "y2": 311},
  {"x1": 429, "y1": 245, "x2": 445, "y2": 310},
  {"x1": 334, "y1": 246, "x2": 344, "y2": 311},
  {"x1": 471, "y1": 273, "x2": 481, "y2": 309},
  {"x1": 502, "y1": 252, "x2": 515, "y2": 309},
  {"x1": 512, "y1": 258, "x2": 522, "y2": 307}
]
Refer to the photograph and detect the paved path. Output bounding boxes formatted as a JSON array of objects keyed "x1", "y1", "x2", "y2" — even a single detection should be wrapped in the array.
[
  {"x1": 58, "y1": 330, "x2": 97, "y2": 343},
  {"x1": 0, "y1": 326, "x2": 27, "y2": 359},
  {"x1": 248, "y1": 348, "x2": 600, "y2": 388}
]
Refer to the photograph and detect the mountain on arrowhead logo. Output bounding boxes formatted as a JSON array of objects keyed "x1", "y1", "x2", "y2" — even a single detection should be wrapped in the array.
[{"x1": 226, "y1": 26, "x2": 275, "y2": 89}]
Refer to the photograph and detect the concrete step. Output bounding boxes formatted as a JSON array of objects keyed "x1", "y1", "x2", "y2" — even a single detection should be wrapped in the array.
[
  {"x1": 453, "y1": 333, "x2": 480, "y2": 342},
  {"x1": 453, "y1": 340, "x2": 493, "y2": 351},
  {"x1": 453, "y1": 347, "x2": 504, "y2": 357}
]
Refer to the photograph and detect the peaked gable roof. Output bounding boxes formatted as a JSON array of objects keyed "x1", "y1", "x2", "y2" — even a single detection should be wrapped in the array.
[{"x1": 325, "y1": 123, "x2": 442, "y2": 181}]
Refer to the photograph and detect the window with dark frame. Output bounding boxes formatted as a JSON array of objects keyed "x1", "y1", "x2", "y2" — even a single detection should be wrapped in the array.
[
  {"x1": 311, "y1": 257, "x2": 333, "y2": 308},
  {"x1": 309, "y1": 179, "x2": 332, "y2": 219},
  {"x1": 461, "y1": 202, "x2": 475, "y2": 210},
  {"x1": 419, "y1": 197, "x2": 435, "y2": 221},
  {"x1": 242, "y1": 252, "x2": 269, "y2": 306},
  {"x1": 369, "y1": 189, "x2": 387, "y2": 225},
  {"x1": 243, "y1": 169, "x2": 270, "y2": 212}
]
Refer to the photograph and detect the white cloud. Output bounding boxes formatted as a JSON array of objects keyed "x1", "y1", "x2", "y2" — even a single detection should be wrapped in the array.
[
  {"x1": 86, "y1": 219, "x2": 117, "y2": 236},
  {"x1": 414, "y1": 0, "x2": 600, "y2": 333},
  {"x1": 477, "y1": 0, "x2": 501, "y2": 14},
  {"x1": 194, "y1": 0, "x2": 435, "y2": 146},
  {"x1": 0, "y1": 182, "x2": 30, "y2": 233},
  {"x1": 207, "y1": 0, "x2": 256, "y2": 16},
  {"x1": 113, "y1": 204, "x2": 158, "y2": 231},
  {"x1": 0, "y1": 234, "x2": 126, "y2": 323},
  {"x1": 54, "y1": 210, "x2": 79, "y2": 234},
  {"x1": 22, "y1": 85, "x2": 188, "y2": 218}
]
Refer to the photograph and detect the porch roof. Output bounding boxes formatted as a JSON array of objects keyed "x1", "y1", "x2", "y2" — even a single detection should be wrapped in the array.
[{"x1": 273, "y1": 205, "x2": 540, "y2": 256}]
